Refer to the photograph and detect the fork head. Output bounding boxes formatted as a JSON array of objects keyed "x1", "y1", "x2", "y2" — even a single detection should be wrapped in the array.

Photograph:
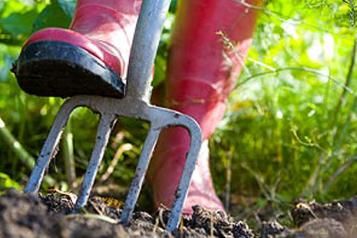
[{"x1": 24, "y1": 95, "x2": 202, "y2": 232}]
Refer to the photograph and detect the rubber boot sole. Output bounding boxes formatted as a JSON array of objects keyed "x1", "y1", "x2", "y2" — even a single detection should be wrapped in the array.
[{"x1": 12, "y1": 41, "x2": 125, "y2": 98}]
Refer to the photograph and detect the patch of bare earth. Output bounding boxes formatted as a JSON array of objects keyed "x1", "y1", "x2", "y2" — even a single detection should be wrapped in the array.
[
  {"x1": 1, "y1": 190, "x2": 357, "y2": 237},
  {"x1": 0, "y1": 190, "x2": 254, "y2": 237}
]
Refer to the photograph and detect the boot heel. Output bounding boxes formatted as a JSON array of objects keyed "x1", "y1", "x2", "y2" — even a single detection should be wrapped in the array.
[{"x1": 13, "y1": 41, "x2": 125, "y2": 98}]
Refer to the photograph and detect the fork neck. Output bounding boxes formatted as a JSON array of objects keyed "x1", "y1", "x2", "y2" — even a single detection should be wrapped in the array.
[{"x1": 126, "y1": 0, "x2": 171, "y2": 102}]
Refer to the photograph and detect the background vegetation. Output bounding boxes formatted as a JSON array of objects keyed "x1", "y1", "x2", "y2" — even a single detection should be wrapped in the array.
[{"x1": 0, "y1": 0, "x2": 357, "y2": 221}]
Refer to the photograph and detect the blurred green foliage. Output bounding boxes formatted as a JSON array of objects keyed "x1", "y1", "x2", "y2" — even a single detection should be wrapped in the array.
[
  {"x1": 0, "y1": 0, "x2": 356, "y2": 219},
  {"x1": 0, "y1": 172, "x2": 20, "y2": 191},
  {"x1": 211, "y1": 0, "x2": 357, "y2": 212}
]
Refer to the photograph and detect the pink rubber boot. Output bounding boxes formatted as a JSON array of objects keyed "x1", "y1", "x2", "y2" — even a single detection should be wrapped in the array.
[
  {"x1": 13, "y1": 0, "x2": 142, "y2": 98},
  {"x1": 148, "y1": 0, "x2": 261, "y2": 214}
]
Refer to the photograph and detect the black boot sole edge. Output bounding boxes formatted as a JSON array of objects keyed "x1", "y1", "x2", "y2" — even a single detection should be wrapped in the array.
[{"x1": 12, "y1": 41, "x2": 125, "y2": 99}]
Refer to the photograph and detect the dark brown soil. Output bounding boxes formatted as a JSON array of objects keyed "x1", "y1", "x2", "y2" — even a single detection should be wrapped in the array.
[{"x1": 0, "y1": 189, "x2": 357, "y2": 238}]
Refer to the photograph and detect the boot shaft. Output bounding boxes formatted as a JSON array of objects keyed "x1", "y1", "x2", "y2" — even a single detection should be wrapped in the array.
[
  {"x1": 148, "y1": 0, "x2": 261, "y2": 213},
  {"x1": 167, "y1": 0, "x2": 261, "y2": 139}
]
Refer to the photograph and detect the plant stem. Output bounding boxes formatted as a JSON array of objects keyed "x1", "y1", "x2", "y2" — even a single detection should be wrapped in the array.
[
  {"x1": 99, "y1": 143, "x2": 133, "y2": 182},
  {"x1": 224, "y1": 148, "x2": 232, "y2": 211},
  {"x1": 61, "y1": 119, "x2": 76, "y2": 189},
  {"x1": 0, "y1": 116, "x2": 34, "y2": 169},
  {"x1": 323, "y1": 156, "x2": 357, "y2": 192},
  {"x1": 332, "y1": 39, "x2": 357, "y2": 126},
  {"x1": 236, "y1": 67, "x2": 353, "y2": 95}
]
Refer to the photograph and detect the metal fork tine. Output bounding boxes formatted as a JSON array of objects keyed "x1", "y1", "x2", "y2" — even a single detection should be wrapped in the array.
[
  {"x1": 166, "y1": 120, "x2": 202, "y2": 231},
  {"x1": 74, "y1": 113, "x2": 116, "y2": 211},
  {"x1": 120, "y1": 127, "x2": 161, "y2": 224},
  {"x1": 24, "y1": 100, "x2": 77, "y2": 194}
]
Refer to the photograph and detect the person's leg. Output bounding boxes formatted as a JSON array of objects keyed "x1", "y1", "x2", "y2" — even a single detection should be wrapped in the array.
[
  {"x1": 13, "y1": 0, "x2": 141, "y2": 98},
  {"x1": 148, "y1": 0, "x2": 261, "y2": 213}
]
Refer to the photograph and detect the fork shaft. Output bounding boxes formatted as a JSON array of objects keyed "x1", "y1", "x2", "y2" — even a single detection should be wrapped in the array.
[
  {"x1": 126, "y1": 0, "x2": 171, "y2": 101},
  {"x1": 74, "y1": 113, "x2": 116, "y2": 210}
]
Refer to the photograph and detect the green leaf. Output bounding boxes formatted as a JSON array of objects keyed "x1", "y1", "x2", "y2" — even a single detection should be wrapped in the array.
[
  {"x1": 169, "y1": 0, "x2": 177, "y2": 13},
  {"x1": 0, "y1": 172, "x2": 21, "y2": 190},
  {"x1": 32, "y1": 1, "x2": 71, "y2": 31},
  {"x1": 0, "y1": 10, "x2": 39, "y2": 38},
  {"x1": 57, "y1": 0, "x2": 75, "y2": 19},
  {"x1": 1, "y1": 0, "x2": 31, "y2": 18}
]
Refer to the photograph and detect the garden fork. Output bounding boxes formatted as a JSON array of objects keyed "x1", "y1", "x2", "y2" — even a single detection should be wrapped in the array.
[{"x1": 23, "y1": 0, "x2": 202, "y2": 232}]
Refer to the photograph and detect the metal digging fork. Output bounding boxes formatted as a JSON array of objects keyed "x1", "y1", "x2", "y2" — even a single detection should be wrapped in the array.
[{"x1": 23, "y1": 0, "x2": 202, "y2": 232}]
